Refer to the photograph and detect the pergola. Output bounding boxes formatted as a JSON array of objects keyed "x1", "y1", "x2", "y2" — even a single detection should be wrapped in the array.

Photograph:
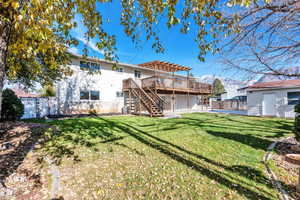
[
  {"x1": 138, "y1": 60, "x2": 191, "y2": 72},
  {"x1": 138, "y1": 60, "x2": 193, "y2": 112}
]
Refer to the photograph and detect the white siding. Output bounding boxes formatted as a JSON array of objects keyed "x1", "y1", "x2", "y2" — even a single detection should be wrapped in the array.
[
  {"x1": 162, "y1": 94, "x2": 210, "y2": 113},
  {"x1": 56, "y1": 58, "x2": 210, "y2": 114},
  {"x1": 247, "y1": 87, "x2": 300, "y2": 118},
  {"x1": 56, "y1": 58, "x2": 156, "y2": 114}
]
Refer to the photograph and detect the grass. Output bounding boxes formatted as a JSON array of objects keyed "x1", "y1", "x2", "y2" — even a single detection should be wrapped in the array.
[{"x1": 38, "y1": 113, "x2": 294, "y2": 199}]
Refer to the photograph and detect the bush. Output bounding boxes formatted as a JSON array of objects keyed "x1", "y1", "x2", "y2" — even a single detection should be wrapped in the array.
[
  {"x1": 294, "y1": 116, "x2": 300, "y2": 141},
  {"x1": 294, "y1": 103, "x2": 300, "y2": 141},
  {"x1": 295, "y1": 103, "x2": 300, "y2": 113},
  {"x1": 88, "y1": 109, "x2": 97, "y2": 116},
  {"x1": 1, "y1": 89, "x2": 24, "y2": 121}
]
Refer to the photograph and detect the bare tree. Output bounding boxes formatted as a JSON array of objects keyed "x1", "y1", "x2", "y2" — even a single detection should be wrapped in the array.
[{"x1": 222, "y1": 0, "x2": 300, "y2": 79}]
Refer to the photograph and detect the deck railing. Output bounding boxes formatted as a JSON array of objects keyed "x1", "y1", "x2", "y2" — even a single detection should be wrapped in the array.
[
  {"x1": 140, "y1": 75, "x2": 211, "y2": 93},
  {"x1": 123, "y1": 78, "x2": 131, "y2": 91},
  {"x1": 123, "y1": 75, "x2": 211, "y2": 94}
]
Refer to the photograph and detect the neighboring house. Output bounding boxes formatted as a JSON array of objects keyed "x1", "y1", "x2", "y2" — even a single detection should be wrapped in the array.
[
  {"x1": 198, "y1": 75, "x2": 248, "y2": 101},
  {"x1": 247, "y1": 79, "x2": 300, "y2": 118},
  {"x1": 237, "y1": 86, "x2": 247, "y2": 97},
  {"x1": 12, "y1": 88, "x2": 40, "y2": 98},
  {"x1": 56, "y1": 54, "x2": 212, "y2": 116},
  {"x1": 221, "y1": 83, "x2": 248, "y2": 101}
]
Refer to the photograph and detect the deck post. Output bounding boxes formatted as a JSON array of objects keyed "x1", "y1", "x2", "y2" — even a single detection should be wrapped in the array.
[
  {"x1": 129, "y1": 89, "x2": 132, "y2": 114},
  {"x1": 172, "y1": 71, "x2": 175, "y2": 113},
  {"x1": 139, "y1": 92, "x2": 141, "y2": 116},
  {"x1": 187, "y1": 70, "x2": 190, "y2": 112},
  {"x1": 155, "y1": 64, "x2": 157, "y2": 94}
]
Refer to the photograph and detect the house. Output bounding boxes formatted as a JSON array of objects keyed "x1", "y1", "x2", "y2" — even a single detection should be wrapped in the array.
[
  {"x1": 247, "y1": 79, "x2": 300, "y2": 118},
  {"x1": 55, "y1": 54, "x2": 212, "y2": 117},
  {"x1": 12, "y1": 88, "x2": 40, "y2": 98}
]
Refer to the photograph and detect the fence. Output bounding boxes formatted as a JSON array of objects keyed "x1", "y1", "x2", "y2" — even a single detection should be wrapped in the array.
[
  {"x1": 21, "y1": 97, "x2": 58, "y2": 119},
  {"x1": 212, "y1": 100, "x2": 247, "y2": 111}
]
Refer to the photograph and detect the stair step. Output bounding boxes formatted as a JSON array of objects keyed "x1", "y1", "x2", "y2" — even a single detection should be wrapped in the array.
[{"x1": 127, "y1": 79, "x2": 165, "y2": 117}]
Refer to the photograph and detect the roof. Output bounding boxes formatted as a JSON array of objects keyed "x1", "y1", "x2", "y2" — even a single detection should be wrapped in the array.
[
  {"x1": 237, "y1": 86, "x2": 249, "y2": 91},
  {"x1": 69, "y1": 52, "x2": 192, "y2": 77},
  {"x1": 12, "y1": 89, "x2": 40, "y2": 98},
  {"x1": 248, "y1": 79, "x2": 300, "y2": 90},
  {"x1": 138, "y1": 60, "x2": 191, "y2": 72}
]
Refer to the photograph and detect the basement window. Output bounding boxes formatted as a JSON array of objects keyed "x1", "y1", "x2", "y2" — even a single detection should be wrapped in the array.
[
  {"x1": 116, "y1": 91, "x2": 124, "y2": 98},
  {"x1": 80, "y1": 91, "x2": 89, "y2": 100},
  {"x1": 288, "y1": 92, "x2": 300, "y2": 105},
  {"x1": 80, "y1": 90, "x2": 100, "y2": 100},
  {"x1": 90, "y1": 91, "x2": 100, "y2": 100}
]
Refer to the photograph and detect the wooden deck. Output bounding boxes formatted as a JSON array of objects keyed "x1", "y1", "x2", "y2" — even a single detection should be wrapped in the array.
[{"x1": 123, "y1": 75, "x2": 211, "y2": 94}]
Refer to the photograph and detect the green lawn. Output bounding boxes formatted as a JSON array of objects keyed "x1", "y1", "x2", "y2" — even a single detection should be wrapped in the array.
[{"x1": 40, "y1": 113, "x2": 294, "y2": 199}]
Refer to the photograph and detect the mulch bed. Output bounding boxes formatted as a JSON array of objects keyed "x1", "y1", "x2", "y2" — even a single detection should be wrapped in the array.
[
  {"x1": 0, "y1": 121, "x2": 50, "y2": 200},
  {"x1": 273, "y1": 137, "x2": 300, "y2": 176},
  {"x1": 272, "y1": 137, "x2": 300, "y2": 199},
  {"x1": 47, "y1": 112, "x2": 124, "y2": 120}
]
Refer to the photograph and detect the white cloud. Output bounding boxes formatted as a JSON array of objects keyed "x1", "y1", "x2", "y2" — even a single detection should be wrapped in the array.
[
  {"x1": 68, "y1": 46, "x2": 79, "y2": 54},
  {"x1": 76, "y1": 36, "x2": 104, "y2": 55}
]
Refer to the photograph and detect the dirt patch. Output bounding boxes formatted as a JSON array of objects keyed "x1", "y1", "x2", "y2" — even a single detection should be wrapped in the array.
[
  {"x1": 272, "y1": 137, "x2": 300, "y2": 199},
  {"x1": 0, "y1": 121, "x2": 50, "y2": 200}
]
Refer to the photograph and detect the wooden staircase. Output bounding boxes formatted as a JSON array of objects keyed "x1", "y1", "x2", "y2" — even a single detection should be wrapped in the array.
[{"x1": 125, "y1": 78, "x2": 164, "y2": 117}]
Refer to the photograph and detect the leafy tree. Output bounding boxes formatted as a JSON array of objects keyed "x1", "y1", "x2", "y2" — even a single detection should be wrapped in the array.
[
  {"x1": 212, "y1": 78, "x2": 225, "y2": 97},
  {"x1": 0, "y1": 0, "x2": 262, "y2": 118},
  {"x1": 41, "y1": 85, "x2": 56, "y2": 97},
  {"x1": 41, "y1": 84, "x2": 56, "y2": 116},
  {"x1": 1, "y1": 88, "x2": 24, "y2": 120}
]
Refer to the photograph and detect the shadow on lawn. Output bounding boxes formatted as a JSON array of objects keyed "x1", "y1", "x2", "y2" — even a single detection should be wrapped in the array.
[
  {"x1": 44, "y1": 115, "x2": 293, "y2": 199},
  {"x1": 215, "y1": 115, "x2": 293, "y2": 138},
  {"x1": 44, "y1": 118, "x2": 124, "y2": 164},
  {"x1": 98, "y1": 117, "x2": 276, "y2": 199},
  {"x1": 156, "y1": 115, "x2": 293, "y2": 150},
  {"x1": 0, "y1": 123, "x2": 46, "y2": 188}
]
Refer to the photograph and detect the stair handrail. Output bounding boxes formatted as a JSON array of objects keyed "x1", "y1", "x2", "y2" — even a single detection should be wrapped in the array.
[
  {"x1": 130, "y1": 88, "x2": 152, "y2": 113},
  {"x1": 128, "y1": 78, "x2": 157, "y2": 106},
  {"x1": 145, "y1": 87, "x2": 165, "y2": 112},
  {"x1": 146, "y1": 87, "x2": 166, "y2": 104}
]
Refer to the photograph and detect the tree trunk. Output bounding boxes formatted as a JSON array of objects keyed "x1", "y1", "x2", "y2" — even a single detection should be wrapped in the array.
[{"x1": 0, "y1": 19, "x2": 10, "y2": 119}]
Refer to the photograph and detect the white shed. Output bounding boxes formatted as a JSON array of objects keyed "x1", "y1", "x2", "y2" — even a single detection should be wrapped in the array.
[{"x1": 247, "y1": 79, "x2": 300, "y2": 118}]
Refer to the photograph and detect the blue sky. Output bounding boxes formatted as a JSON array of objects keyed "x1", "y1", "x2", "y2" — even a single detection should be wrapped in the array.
[{"x1": 69, "y1": 1, "x2": 230, "y2": 78}]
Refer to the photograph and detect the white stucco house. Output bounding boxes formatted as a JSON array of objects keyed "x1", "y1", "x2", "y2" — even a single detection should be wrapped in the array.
[
  {"x1": 55, "y1": 54, "x2": 212, "y2": 117},
  {"x1": 247, "y1": 79, "x2": 300, "y2": 118}
]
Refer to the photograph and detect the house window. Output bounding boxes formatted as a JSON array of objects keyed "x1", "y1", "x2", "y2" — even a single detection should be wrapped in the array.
[
  {"x1": 80, "y1": 61, "x2": 90, "y2": 71},
  {"x1": 134, "y1": 70, "x2": 141, "y2": 78},
  {"x1": 115, "y1": 67, "x2": 123, "y2": 72},
  {"x1": 90, "y1": 91, "x2": 100, "y2": 100},
  {"x1": 90, "y1": 63, "x2": 100, "y2": 72},
  {"x1": 288, "y1": 92, "x2": 300, "y2": 105},
  {"x1": 80, "y1": 60, "x2": 100, "y2": 72},
  {"x1": 80, "y1": 91, "x2": 89, "y2": 100},
  {"x1": 80, "y1": 90, "x2": 100, "y2": 100},
  {"x1": 116, "y1": 91, "x2": 124, "y2": 98}
]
